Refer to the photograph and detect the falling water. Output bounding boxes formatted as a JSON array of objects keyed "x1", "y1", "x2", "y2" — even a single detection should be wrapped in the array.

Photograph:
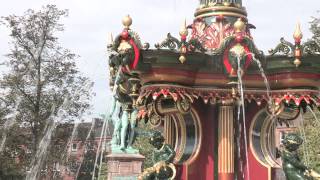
[
  {"x1": 74, "y1": 118, "x2": 96, "y2": 179},
  {"x1": 236, "y1": 56, "x2": 250, "y2": 180},
  {"x1": 91, "y1": 117, "x2": 108, "y2": 180},
  {"x1": 0, "y1": 99, "x2": 21, "y2": 152},
  {"x1": 26, "y1": 120, "x2": 57, "y2": 180},
  {"x1": 307, "y1": 106, "x2": 320, "y2": 126},
  {"x1": 236, "y1": 104, "x2": 243, "y2": 178},
  {"x1": 68, "y1": 123, "x2": 79, "y2": 153},
  {"x1": 62, "y1": 122, "x2": 79, "y2": 163},
  {"x1": 97, "y1": 120, "x2": 109, "y2": 179},
  {"x1": 26, "y1": 95, "x2": 71, "y2": 180},
  {"x1": 298, "y1": 111, "x2": 310, "y2": 166},
  {"x1": 0, "y1": 119, "x2": 16, "y2": 152},
  {"x1": 250, "y1": 54, "x2": 272, "y2": 107}
]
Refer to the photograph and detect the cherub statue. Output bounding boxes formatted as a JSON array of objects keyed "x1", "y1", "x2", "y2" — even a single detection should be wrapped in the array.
[
  {"x1": 138, "y1": 131, "x2": 176, "y2": 180},
  {"x1": 281, "y1": 133, "x2": 320, "y2": 180}
]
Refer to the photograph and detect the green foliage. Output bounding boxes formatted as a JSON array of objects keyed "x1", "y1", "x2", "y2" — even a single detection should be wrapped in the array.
[
  {"x1": 298, "y1": 109, "x2": 320, "y2": 172},
  {"x1": 310, "y1": 14, "x2": 320, "y2": 44},
  {"x1": 132, "y1": 123, "x2": 154, "y2": 169},
  {"x1": 0, "y1": 4, "x2": 93, "y2": 179},
  {"x1": 77, "y1": 149, "x2": 97, "y2": 180},
  {"x1": 98, "y1": 162, "x2": 108, "y2": 180}
]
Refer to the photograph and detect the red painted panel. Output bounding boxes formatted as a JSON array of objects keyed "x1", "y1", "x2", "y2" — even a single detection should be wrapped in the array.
[
  {"x1": 245, "y1": 102, "x2": 270, "y2": 180},
  {"x1": 178, "y1": 100, "x2": 216, "y2": 180},
  {"x1": 178, "y1": 101, "x2": 272, "y2": 180}
]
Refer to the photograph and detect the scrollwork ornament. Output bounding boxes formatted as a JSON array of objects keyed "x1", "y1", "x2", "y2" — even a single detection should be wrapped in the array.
[
  {"x1": 269, "y1": 37, "x2": 295, "y2": 56},
  {"x1": 155, "y1": 33, "x2": 182, "y2": 51}
]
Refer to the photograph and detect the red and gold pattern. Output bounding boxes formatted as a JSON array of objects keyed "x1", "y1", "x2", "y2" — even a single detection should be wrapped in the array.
[
  {"x1": 223, "y1": 42, "x2": 253, "y2": 76},
  {"x1": 191, "y1": 18, "x2": 251, "y2": 50},
  {"x1": 137, "y1": 84, "x2": 320, "y2": 107}
]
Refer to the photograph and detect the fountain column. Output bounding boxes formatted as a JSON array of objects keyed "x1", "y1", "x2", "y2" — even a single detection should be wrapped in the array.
[{"x1": 218, "y1": 101, "x2": 235, "y2": 180}]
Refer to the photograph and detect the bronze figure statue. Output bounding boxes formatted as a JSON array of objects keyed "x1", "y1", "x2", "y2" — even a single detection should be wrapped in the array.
[
  {"x1": 281, "y1": 133, "x2": 320, "y2": 180},
  {"x1": 107, "y1": 20, "x2": 142, "y2": 153},
  {"x1": 138, "y1": 131, "x2": 176, "y2": 180}
]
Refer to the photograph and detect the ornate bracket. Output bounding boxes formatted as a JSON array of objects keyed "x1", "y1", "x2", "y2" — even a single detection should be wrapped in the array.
[
  {"x1": 269, "y1": 37, "x2": 295, "y2": 56},
  {"x1": 155, "y1": 33, "x2": 182, "y2": 51},
  {"x1": 269, "y1": 23, "x2": 320, "y2": 67}
]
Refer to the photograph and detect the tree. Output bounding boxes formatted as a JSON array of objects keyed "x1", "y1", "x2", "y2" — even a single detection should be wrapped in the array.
[
  {"x1": 304, "y1": 14, "x2": 320, "y2": 172},
  {"x1": 299, "y1": 110, "x2": 320, "y2": 173},
  {"x1": 310, "y1": 14, "x2": 320, "y2": 44},
  {"x1": 133, "y1": 123, "x2": 155, "y2": 169},
  {"x1": 0, "y1": 4, "x2": 93, "y2": 178}
]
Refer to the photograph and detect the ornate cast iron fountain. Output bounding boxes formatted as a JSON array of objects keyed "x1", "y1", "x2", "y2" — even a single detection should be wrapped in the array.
[{"x1": 107, "y1": 0, "x2": 320, "y2": 179}]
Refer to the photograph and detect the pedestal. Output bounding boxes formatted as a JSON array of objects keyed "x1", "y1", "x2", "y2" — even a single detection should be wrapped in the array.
[{"x1": 106, "y1": 153, "x2": 145, "y2": 180}]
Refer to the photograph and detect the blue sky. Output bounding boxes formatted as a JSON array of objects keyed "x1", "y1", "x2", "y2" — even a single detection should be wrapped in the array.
[{"x1": 0, "y1": 0, "x2": 319, "y2": 118}]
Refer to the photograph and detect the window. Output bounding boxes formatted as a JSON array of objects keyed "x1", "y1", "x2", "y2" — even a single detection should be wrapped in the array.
[
  {"x1": 279, "y1": 131, "x2": 286, "y2": 145},
  {"x1": 53, "y1": 162, "x2": 60, "y2": 172},
  {"x1": 250, "y1": 109, "x2": 280, "y2": 167},
  {"x1": 71, "y1": 143, "x2": 77, "y2": 152}
]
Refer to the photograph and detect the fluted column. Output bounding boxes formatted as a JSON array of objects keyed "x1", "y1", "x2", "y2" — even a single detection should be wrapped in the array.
[
  {"x1": 164, "y1": 115, "x2": 174, "y2": 146},
  {"x1": 218, "y1": 104, "x2": 235, "y2": 180}
]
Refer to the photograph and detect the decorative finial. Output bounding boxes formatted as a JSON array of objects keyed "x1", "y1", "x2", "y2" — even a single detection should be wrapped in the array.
[
  {"x1": 179, "y1": 55, "x2": 187, "y2": 64},
  {"x1": 294, "y1": 58, "x2": 301, "y2": 67},
  {"x1": 293, "y1": 22, "x2": 303, "y2": 44},
  {"x1": 234, "y1": 18, "x2": 246, "y2": 33},
  {"x1": 179, "y1": 19, "x2": 188, "y2": 37},
  {"x1": 122, "y1": 15, "x2": 132, "y2": 29},
  {"x1": 293, "y1": 22, "x2": 303, "y2": 67},
  {"x1": 179, "y1": 19, "x2": 188, "y2": 64}
]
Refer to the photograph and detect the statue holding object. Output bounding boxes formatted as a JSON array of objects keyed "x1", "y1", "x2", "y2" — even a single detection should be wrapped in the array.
[
  {"x1": 138, "y1": 131, "x2": 176, "y2": 180},
  {"x1": 281, "y1": 133, "x2": 320, "y2": 180},
  {"x1": 107, "y1": 15, "x2": 142, "y2": 153}
]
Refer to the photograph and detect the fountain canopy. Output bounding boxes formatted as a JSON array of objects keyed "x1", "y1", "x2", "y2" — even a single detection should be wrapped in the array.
[{"x1": 107, "y1": 1, "x2": 320, "y2": 179}]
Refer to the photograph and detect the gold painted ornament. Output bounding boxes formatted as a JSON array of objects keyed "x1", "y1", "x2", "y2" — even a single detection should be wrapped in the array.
[
  {"x1": 122, "y1": 15, "x2": 132, "y2": 29},
  {"x1": 234, "y1": 18, "x2": 246, "y2": 33},
  {"x1": 293, "y1": 22, "x2": 303, "y2": 42},
  {"x1": 179, "y1": 55, "x2": 187, "y2": 64},
  {"x1": 179, "y1": 19, "x2": 188, "y2": 37},
  {"x1": 230, "y1": 43, "x2": 245, "y2": 57}
]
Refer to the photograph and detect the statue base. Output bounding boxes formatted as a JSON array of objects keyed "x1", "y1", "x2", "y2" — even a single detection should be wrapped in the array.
[{"x1": 106, "y1": 153, "x2": 145, "y2": 180}]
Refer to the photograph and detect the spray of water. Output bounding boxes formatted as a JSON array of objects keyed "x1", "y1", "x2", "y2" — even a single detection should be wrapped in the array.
[
  {"x1": 307, "y1": 106, "x2": 320, "y2": 126},
  {"x1": 62, "y1": 122, "x2": 79, "y2": 163},
  {"x1": 74, "y1": 118, "x2": 96, "y2": 179},
  {"x1": 97, "y1": 120, "x2": 109, "y2": 179},
  {"x1": 26, "y1": 119, "x2": 57, "y2": 180},
  {"x1": 26, "y1": 96, "x2": 71, "y2": 180},
  {"x1": 251, "y1": 55, "x2": 272, "y2": 105},
  {"x1": 298, "y1": 111, "x2": 310, "y2": 166},
  {"x1": 236, "y1": 56, "x2": 250, "y2": 180},
  {"x1": 236, "y1": 104, "x2": 243, "y2": 178},
  {"x1": 91, "y1": 117, "x2": 108, "y2": 180},
  {"x1": 0, "y1": 98, "x2": 21, "y2": 152}
]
